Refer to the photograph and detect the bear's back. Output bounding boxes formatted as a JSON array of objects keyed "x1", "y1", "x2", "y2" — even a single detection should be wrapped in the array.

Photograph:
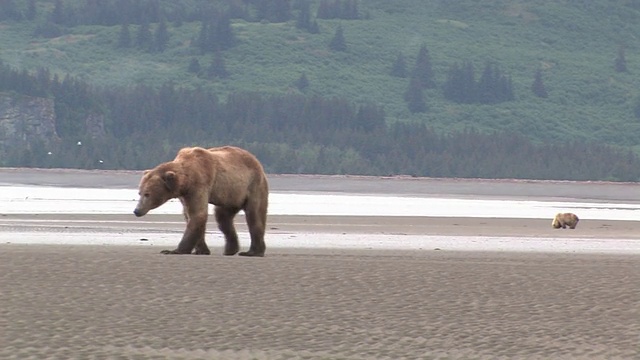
[{"x1": 175, "y1": 146, "x2": 266, "y2": 184}]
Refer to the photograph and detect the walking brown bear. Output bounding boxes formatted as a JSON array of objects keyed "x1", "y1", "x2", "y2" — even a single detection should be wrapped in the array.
[{"x1": 133, "y1": 146, "x2": 269, "y2": 256}]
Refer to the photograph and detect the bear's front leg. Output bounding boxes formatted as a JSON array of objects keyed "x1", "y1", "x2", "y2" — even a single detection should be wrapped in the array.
[{"x1": 161, "y1": 212, "x2": 208, "y2": 255}]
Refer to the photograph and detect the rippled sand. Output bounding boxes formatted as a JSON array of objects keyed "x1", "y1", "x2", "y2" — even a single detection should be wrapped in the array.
[{"x1": 1, "y1": 245, "x2": 638, "y2": 359}]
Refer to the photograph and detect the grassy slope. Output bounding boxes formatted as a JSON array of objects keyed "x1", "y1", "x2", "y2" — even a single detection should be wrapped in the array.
[{"x1": 1, "y1": 0, "x2": 640, "y2": 151}]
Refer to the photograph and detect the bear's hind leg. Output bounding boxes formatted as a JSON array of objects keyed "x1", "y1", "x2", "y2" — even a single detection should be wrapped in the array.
[
  {"x1": 239, "y1": 200, "x2": 267, "y2": 257},
  {"x1": 215, "y1": 206, "x2": 240, "y2": 256}
]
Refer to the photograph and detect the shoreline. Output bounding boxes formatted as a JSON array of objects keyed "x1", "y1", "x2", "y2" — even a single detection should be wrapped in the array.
[{"x1": 2, "y1": 167, "x2": 640, "y2": 202}]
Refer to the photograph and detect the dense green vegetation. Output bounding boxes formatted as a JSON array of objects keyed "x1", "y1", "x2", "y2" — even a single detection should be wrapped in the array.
[{"x1": 1, "y1": 0, "x2": 640, "y2": 181}]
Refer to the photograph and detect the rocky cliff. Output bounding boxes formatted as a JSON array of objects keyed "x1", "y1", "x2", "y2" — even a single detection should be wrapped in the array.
[
  {"x1": 0, "y1": 92, "x2": 106, "y2": 156},
  {"x1": 0, "y1": 93, "x2": 59, "y2": 152}
]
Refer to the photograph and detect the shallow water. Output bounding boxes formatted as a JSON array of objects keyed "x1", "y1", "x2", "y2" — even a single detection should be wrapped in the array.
[{"x1": 1, "y1": 185, "x2": 639, "y2": 220}]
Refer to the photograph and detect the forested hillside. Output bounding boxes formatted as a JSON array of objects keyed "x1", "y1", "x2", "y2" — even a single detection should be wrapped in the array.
[{"x1": 1, "y1": 0, "x2": 640, "y2": 181}]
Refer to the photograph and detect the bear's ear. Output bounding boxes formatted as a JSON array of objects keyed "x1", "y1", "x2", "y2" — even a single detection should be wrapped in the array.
[
  {"x1": 162, "y1": 171, "x2": 179, "y2": 192},
  {"x1": 143, "y1": 169, "x2": 151, "y2": 175}
]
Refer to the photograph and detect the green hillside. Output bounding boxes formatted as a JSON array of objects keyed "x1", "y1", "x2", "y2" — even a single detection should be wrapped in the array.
[{"x1": 2, "y1": 0, "x2": 640, "y2": 180}]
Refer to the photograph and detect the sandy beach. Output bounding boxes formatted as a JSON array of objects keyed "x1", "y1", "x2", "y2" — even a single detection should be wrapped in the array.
[{"x1": 1, "y1": 168, "x2": 639, "y2": 359}]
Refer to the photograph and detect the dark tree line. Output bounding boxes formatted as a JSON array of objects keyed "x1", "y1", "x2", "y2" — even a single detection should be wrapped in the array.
[
  {"x1": 193, "y1": 11, "x2": 236, "y2": 53},
  {"x1": 1, "y1": 60, "x2": 639, "y2": 181},
  {"x1": 0, "y1": 0, "x2": 36, "y2": 21},
  {"x1": 295, "y1": 0, "x2": 320, "y2": 33},
  {"x1": 41, "y1": 0, "x2": 296, "y2": 27},
  {"x1": 317, "y1": 0, "x2": 360, "y2": 20},
  {"x1": 443, "y1": 61, "x2": 514, "y2": 104}
]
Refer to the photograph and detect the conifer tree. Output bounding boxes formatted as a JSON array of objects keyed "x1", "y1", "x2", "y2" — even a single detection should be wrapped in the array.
[
  {"x1": 257, "y1": 0, "x2": 291, "y2": 23},
  {"x1": 51, "y1": 0, "x2": 65, "y2": 24},
  {"x1": 532, "y1": 69, "x2": 548, "y2": 98},
  {"x1": 390, "y1": 53, "x2": 408, "y2": 78},
  {"x1": 412, "y1": 44, "x2": 436, "y2": 88},
  {"x1": 404, "y1": 76, "x2": 427, "y2": 113},
  {"x1": 207, "y1": 52, "x2": 229, "y2": 79},
  {"x1": 26, "y1": 0, "x2": 37, "y2": 20},
  {"x1": 188, "y1": 58, "x2": 201, "y2": 75},
  {"x1": 634, "y1": 98, "x2": 640, "y2": 119},
  {"x1": 0, "y1": 0, "x2": 21, "y2": 21},
  {"x1": 296, "y1": 0, "x2": 311, "y2": 30},
  {"x1": 117, "y1": 23, "x2": 131, "y2": 48},
  {"x1": 153, "y1": 19, "x2": 169, "y2": 52},
  {"x1": 195, "y1": 20, "x2": 208, "y2": 53},
  {"x1": 295, "y1": 73, "x2": 310, "y2": 92},
  {"x1": 308, "y1": 20, "x2": 320, "y2": 34},
  {"x1": 329, "y1": 25, "x2": 347, "y2": 51},
  {"x1": 615, "y1": 46, "x2": 628, "y2": 73},
  {"x1": 135, "y1": 18, "x2": 153, "y2": 51}
]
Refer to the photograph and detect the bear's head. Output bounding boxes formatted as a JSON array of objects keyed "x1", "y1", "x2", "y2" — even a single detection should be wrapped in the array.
[{"x1": 133, "y1": 164, "x2": 181, "y2": 217}]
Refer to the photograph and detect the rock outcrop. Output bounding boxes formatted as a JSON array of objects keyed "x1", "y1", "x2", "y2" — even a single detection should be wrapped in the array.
[{"x1": 0, "y1": 93, "x2": 59, "y2": 151}]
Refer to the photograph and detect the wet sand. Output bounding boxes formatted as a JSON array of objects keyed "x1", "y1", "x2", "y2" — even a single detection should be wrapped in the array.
[
  {"x1": 1, "y1": 168, "x2": 639, "y2": 359},
  {"x1": 2, "y1": 213, "x2": 640, "y2": 240}
]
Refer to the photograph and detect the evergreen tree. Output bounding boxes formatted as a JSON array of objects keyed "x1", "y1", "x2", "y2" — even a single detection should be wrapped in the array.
[
  {"x1": 51, "y1": 0, "x2": 65, "y2": 24},
  {"x1": 390, "y1": 53, "x2": 408, "y2": 78},
  {"x1": 342, "y1": 0, "x2": 359, "y2": 20},
  {"x1": 615, "y1": 46, "x2": 628, "y2": 73},
  {"x1": 532, "y1": 69, "x2": 548, "y2": 98},
  {"x1": 634, "y1": 99, "x2": 640, "y2": 120},
  {"x1": 153, "y1": 19, "x2": 170, "y2": 52},
  {"x1": 188, "y1": 58, "x2": 201, "y2": 74},
  {"x1": 135, "y1": 18, "x2": 153, "y2": 51},
  {"x1": 33, "y1": 21, "x2": 64, "y2": 38},
  {"x1": 0, "y1": 0, "x2": 21, "y2": 21},
  {"x1": 404, "y1": 76, "x2": 427, "y2": 113},
  {"x1": 117, "y1": 23, "x2": 131, "y2": 48},
  {"x1": 296, "y1": 0, "x2": 312, "y2": 30},
  {"x1": 502, "y1": 75, "x2": 515, "y2": 101},
  {"x1": 26, "y1": 0, "x2": 37, "y2": 20},
  {"x1": 412, "y1": 44, "x2": 436, "y2": 88},
  {"x1": 444, "y1": 61, "x2": 514, "y2": 104},
  {"x1": 257, "y1": 0, "x2": 291, "y2": 23},
  {"x1": 295, "y1": 73, "x2": 310, "y2": 92},
  {"x1": 329, "y1": 25, "x2": 347, "y2": 51},
  {"x1": 477, "y1": 62, "x2": 498, "y2": 104},
  {"x1": 308, "y1": 20, "x2": 320, "y2": 34},
  {"x1": 443, "y1": 61, "x2": 476, "y2": 104},
  {"x1": 194, "y1": 20, "x2": 208, "y2": 53},
  {"x1": 207, "y1": 52, "x2": 229, "y2": 79},
  {"x1": 204, "y1": 12, "x2": 236, "y2": 52},
  {"x1": 317, "y1": 0, "x2": 359, "y2": 19},
  {"x1": 317, "y1": 0, "x2": 335, "y2": 19}
]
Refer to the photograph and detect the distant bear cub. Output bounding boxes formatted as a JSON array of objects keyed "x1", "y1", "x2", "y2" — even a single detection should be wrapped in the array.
[
  {"x1": 552, "y1": 212, "x2": 579, "y2": 229},
  {"x1": 134, "y1": 146, "x2": 269, "y2": 257}
]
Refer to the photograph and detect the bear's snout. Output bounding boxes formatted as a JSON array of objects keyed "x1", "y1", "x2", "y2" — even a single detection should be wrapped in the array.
[{"x1": 133, "y1": 208, "x2": 144, "y2": 217}]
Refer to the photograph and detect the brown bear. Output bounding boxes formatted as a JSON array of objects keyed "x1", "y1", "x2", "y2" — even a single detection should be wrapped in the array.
[
  {"x1": 133, "y1": 146, "x2": 269, "y2": 257},
  {"x1": 552, "y1": 212, "x2": 579, "y2": 229}
]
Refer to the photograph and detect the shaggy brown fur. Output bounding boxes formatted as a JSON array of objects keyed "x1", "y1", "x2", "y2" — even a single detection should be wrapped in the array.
[
  {"x1": 134, "y1": 146, "x2": 269, "y2": 257},
  {"x1": 552, "y1": 212, "x2": 579, "y2": 229}
]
